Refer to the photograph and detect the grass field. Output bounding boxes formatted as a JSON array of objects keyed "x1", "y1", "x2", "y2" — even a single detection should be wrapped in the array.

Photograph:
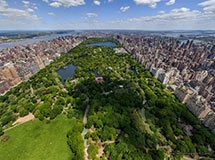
[{"x1": 0, "y1": 115, "x2": 72, "y2": 160}]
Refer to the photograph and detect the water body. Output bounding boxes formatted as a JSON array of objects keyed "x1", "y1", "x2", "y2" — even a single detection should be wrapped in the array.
[
  {"x1": 57, "y1": 64, "x2": 77, "y2": 83},
  {"x1": 86, "y1": 41, "x2": 116, "y2": 47},
  {"x1": 0, "y1": 33, "x2": 74, "y2": 51}
]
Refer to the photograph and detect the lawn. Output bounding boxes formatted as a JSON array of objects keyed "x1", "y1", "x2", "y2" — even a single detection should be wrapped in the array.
[{"x1": 0, "y1": 115, "x2": 72, "y2": 160}]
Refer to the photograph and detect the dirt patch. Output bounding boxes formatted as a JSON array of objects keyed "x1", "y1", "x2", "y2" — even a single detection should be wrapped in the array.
[
  {"x1": 97, "y1": 142, "x2": 104, "y2": 158},
  {"x1": 0, "y1": 135, "x2": 10, "y2": 142},
  {"x1": 13, "y1": 113, "x2": 35, "y2": 125}
]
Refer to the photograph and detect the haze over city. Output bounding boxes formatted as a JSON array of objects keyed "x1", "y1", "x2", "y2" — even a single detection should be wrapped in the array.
[{"x1": 0, "y1": 0, "x2": 215, "y2": 30}]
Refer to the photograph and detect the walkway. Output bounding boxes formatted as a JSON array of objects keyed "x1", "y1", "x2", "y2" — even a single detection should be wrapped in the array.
[{"x1": 81, "y1": 97, "x2": 90, "y2": 160}]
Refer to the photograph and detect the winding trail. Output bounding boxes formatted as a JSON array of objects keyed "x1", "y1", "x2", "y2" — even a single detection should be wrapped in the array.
[
  {"x1": 82, "y1": 98, "x2": 90, "y2": 160},
  {"x1": 4, "y1": 113, "x2": 35, "y2": 132}
]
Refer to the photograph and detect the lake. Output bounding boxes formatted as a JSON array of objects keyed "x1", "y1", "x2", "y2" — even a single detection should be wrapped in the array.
[
  {"x1": 86, "y1": 41, "x2": 117, "y2": 47},
  {"x1": 57, "y1": 64, "x2": 77, "y2": 83}
]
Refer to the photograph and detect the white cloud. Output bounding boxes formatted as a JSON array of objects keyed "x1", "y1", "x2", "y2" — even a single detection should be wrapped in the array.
[
  {"x1": 0, "y1": 0, "x2": 40, "y2": 29},
  {"x1": 50, "y1": 2, "x2": 61, "y2": 7},
  {"x1": 86, "y1": 12, "x2": 98, "y2": 18},
  {"x1": 58, "y1": 7, "x2": 215, "y2": 30},
  {"x1": 48, "y1": 0, "x2": 85, "y2": 8},
  {"x1": 0, "y1": 1, "x2": 38, "y2": 20},
  {"x1": 32, "y1": 3, "x2": 38, "y2": 10},
  {"x1": 27, "y1": 8, "x2": 34, "y2": 12},
  {"x1": 42, "y1": 0, "x2": 49, "y2": 3},
  {"x1": 22, "y1": 1, "x2": 38, "y2": 11},
  {"x1": 166, "y1": 0, "x2": 175, "y2": 6},
  {"x1": 118, "y1": 7, "x2": 214, "y2": 30},
  {"x1": 108, "y1": 0, "x2": 113, "y2": 2},
  {"x1": 0, "y1": 0, "x2": 8, "y2": 9},
  {"x1": 199, "y1": 0, "x2": 215, "y2": 13},
  {"x1": 93, "y1": 0, "x2": 101, "y2": 5},
  {"x1": 0, "y1": 8, "x2": 38, "y2": 20},
  {"x1": 127, "y1": 7, "x2": 201, "y2": 24},
  {"x1": 48, "y1": 12, "x2": 55, "y2": 16},
  {"x1": 158, "y1": 10, "x2": 165, "y2": 14},
  {"x1": 22, "y1": 1, "x2": 30, "y2": 5},
  {"x1": 133, "y1": 0, "x2": 161, "y2": 8},
  {"x1": 120, "y1": 6, "x2": 130, "y2": 12}
]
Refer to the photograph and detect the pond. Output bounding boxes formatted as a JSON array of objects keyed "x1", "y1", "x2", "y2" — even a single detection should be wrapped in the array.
[
  {"x1": 86, "y1": 41, "x2": 117, "y2": 47},
  {"x1": 57, "y1": 64, "x2": 77, "y2": 83}
]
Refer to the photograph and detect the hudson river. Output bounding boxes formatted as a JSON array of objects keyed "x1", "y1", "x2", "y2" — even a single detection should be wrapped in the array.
[{"x1": 0, "y1": 33, "x2": 73, "y2": 51}]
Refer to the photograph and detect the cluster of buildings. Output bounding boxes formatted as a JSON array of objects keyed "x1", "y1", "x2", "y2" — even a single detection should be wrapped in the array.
[
  {"x1": 0, "y1": 35, "x2": 84, "y2": 95},
  {"x1": 114, "y1": 33, "x2": 215, "y2": 132}
]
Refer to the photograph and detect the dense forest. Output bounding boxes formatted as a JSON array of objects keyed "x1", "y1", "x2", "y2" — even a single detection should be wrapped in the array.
[{"x1": 0, "y1": 38, "x2": 215, "y2": 159}]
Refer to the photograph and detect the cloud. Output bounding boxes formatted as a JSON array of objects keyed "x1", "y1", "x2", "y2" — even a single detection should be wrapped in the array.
[
  {"x1": 48, "y1": 12, "x2": 55, "y2": 16},
  {"x1": 46, "y1": 0, "x2": 85, "y2": 8},
  {"x1": 59, "y1": 7, "x2": 215, "y2": 30},
  {"x1": 0, "y1": 0, "x2": 40, "y2": 29},
  {"x1": 117, "y1": 7, "x2": 215, "y2": 30},
  {"x1": 22, "y1": 1, "x2": 30, "y2": 5},
  {"x1": 108, "y1": 0, "x2": 113, "y2": 2},
  {"x1": 93, "y1": 0, "x2": 101, "y2": 5},
  {"x1": 166, "y1": 0, "x2": 175, "y2": 6},
  {"x1": 0, "y1": 1, "x2": 38, "y2": 20},
  {"x1": 127, "y1": 7, "x2": 201, "y2": 24},
  {"x1": 0, "y1": 0, "x2": 8, "y2": 9},
  {"x1": 50, "y1": 2, "x2": 61, "y2": 7},
  {"x1": 158, "y1": 10, "x2": 165, "y2": 14},
  {"x1": 86, "y1": 12, "x2": 98, "y2": 18},
  {"x1": 27, "y1": 8, "x2": 34, "y2": 12},
  {"x1": 32, "y1": 3, "x2": 38, "y2": 10},
  {"x1": 199, "y1": 0, "x2": 215, "y2": 13},
  {"x1": 0, "y1": 8, "x2": 38, "y2": 20},
  {"x1": 120, "y1": 6, "x2": 130, "y2": 12},
  {"x1": 22, "y1": 1, "x2": 38, "y2": 10},
  {"x1": 133, "y1": 0, "x2": 161, "y2": 8}
]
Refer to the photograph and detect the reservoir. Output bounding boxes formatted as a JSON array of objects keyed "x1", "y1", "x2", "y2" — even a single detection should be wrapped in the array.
[
  {"x1": 57, "y1": 64, "x2": 77, "y2": 83},
  {"x1": 86, "y1": 41, "x2": 116, "y2": 47}
]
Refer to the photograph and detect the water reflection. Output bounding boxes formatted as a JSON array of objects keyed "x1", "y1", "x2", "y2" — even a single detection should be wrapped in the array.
[
  {"x1": 57, "y1": 64, "x2": 77, "y2": 83},
  {"x1": 86, "y1": 41, "x2": 116, "y2": 47}
]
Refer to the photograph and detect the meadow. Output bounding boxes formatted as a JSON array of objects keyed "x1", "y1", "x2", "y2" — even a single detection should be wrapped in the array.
[{"x1": 0, "y1": 115, "x2": 72, "y2": 160}]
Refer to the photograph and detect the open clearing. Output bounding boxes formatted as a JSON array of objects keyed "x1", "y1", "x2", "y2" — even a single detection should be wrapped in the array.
[{"x1": 0, "y1": 115, "x2": 72, "y2": 160}]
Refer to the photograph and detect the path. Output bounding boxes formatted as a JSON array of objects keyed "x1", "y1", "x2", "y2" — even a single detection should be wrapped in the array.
[
  {"x1": 81, "y1": 97, "x2": 90, "y2": 160},
  {"x1": 4, "y1": 113, "x2": 35, "y2": 132}
]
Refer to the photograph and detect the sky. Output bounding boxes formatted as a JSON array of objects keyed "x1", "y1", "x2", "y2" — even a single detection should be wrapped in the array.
[{"x1": 0, "y1": 0, "x2": 215, "y2": 30}]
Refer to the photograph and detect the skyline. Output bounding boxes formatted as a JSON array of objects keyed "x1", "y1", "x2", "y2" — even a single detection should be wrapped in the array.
[{"x1": 0, "y1": 0, "x2": 215, "y2": 30}]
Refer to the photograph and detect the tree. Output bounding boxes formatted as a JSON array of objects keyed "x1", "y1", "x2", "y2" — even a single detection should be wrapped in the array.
[
  {"x1": 34, "y1": 110, "x2": 44, "y2": 121},
  {"x1": 67, "y1": 132, "x2": 84, "y2": 160},
  {"x1": 67, "y1": 120, "x2": 84, "y2": 160},
  {"x1": 0, "y1": 112, "x2": 15, "y2": 126},
  {"x1": 0, "y1": 125, "x2": 4, "y2": 136},
  {"x1": 38, "y1": 102, "x2": 51, "y2": 118},
  {"x1": 88, "y1": 144, "x2": 98, "y2": 160},
  {"x1": 19, "y1": 108, "x2": 29, "y2": 117},
  {"x1": 100, "y1": 126, "x2": 116, "y2": 142},
  {"x1": 25, "y1": 102, "x2": 35, "y2": 112}
]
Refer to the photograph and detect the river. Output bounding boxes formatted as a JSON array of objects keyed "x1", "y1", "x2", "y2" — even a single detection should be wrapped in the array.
[{"x1": 0, "y1": 33, "x2": 74, "y2": 51}]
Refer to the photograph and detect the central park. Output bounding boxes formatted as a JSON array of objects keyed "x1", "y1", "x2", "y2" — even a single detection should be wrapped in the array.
[{"x1": 0, "y1": 38, "x2": 215, "y2": 160}]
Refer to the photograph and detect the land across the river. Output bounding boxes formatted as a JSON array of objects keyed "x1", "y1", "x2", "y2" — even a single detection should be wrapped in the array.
[{"x1": 0, "y1": 32, "x2": 74, "y2": 51}]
